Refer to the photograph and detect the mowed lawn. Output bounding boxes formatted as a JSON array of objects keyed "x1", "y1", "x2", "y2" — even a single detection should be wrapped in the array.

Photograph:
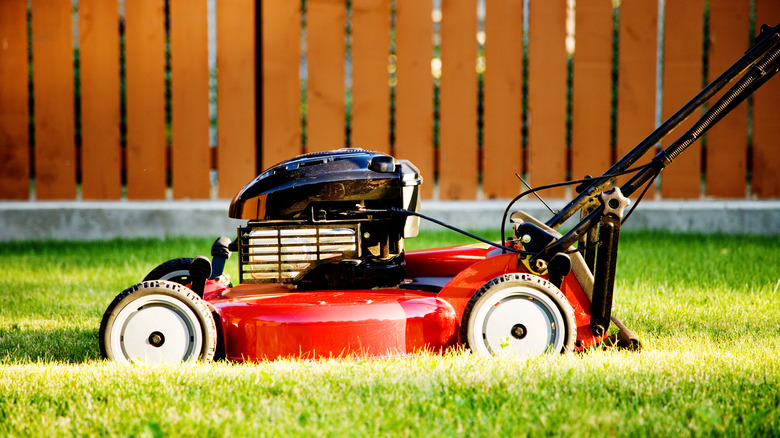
[{"x1": 1, "y1": 231, "x2": 779, "y2": 436}]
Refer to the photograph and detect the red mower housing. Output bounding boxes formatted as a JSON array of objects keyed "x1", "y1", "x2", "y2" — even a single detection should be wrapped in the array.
[{"x1": 99, "y1": 148, "x2": 628, "y2": 364}]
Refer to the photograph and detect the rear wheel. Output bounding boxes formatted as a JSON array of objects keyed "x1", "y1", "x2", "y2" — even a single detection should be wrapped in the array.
[
  {"x1": 143, "y1": 257, "x2": 194, "y2": 285},
  {"x1": 462, "y1": 273, "x2": 576, "y2": 359},
  {"x1": 99, "y1": 280, "x2": 217, "y2": 364}
]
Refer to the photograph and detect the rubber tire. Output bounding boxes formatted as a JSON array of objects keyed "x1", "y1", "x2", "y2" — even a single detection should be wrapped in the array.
[
  {"x1": 99, "y1": 280, "x2": 217, "y2": 364},
  {"x1": 143, "y1": 257, "x2": 195, "y2": 285},
  {"x1": 461, "y1": 273, "x2": 576, "y2": 358}
]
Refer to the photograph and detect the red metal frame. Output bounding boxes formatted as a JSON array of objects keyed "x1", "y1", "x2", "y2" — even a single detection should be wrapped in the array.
[{"x1": 200, "y1": 244, "x2": 606, "y2": 361}]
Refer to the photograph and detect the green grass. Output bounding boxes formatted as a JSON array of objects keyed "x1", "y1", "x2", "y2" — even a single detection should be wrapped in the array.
[{"x1": 1, "y1": 231, "x2": 779, "y2": 436}]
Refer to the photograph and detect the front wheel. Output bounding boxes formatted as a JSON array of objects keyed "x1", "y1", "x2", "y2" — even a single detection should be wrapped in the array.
[
  {"x1": 461, "y1": 273, "x2": 576, "y2": 359},
  {"x1": 99, "y1": 280, "x2": 217, "y2": 364}
]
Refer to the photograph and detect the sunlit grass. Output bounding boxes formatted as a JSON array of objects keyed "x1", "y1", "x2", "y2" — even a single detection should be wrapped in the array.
[{"x1": 1, "y1": 231, "x2": 779, "y2": 436}]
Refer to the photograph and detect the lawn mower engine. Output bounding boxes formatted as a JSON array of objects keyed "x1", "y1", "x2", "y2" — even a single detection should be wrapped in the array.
[{"x1": 228, "y1": 148, "x2": 422, "y2": 289}]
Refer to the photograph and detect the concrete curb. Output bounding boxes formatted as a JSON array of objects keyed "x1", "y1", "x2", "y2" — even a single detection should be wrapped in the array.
[{"x1": 1, "y1": 199, "x2": 778, "y2": 241}]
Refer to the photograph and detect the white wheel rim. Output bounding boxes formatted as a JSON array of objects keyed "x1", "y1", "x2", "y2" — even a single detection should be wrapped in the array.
[
  {"x1": 110, "y1": 294, "x2": 203, "y2": 364},
  {"x1": 470, "y1": 285, "x2": 566, "y2": 358}
]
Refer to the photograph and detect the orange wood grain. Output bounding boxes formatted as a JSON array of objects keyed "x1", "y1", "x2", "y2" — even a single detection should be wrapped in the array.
[
  {"x1": 261, "y1": 0, "x2": 301, "y2": 169},
  {"x1": 32, "y1": 0, "x2": 76, "y2": 199},
  {"x1": 216, "y1": 0, "x2": 256, "y2": 198},
  {"x1": 351, "y1": 0, "x2": 391, "y2": 154},
  {"x1": 170, "y1": 0, "x2": 211, "y2": 199},
  {"x1": 615, "y1": 1, "x2": 657, "y2": 192},
  {"x1": 394, "y1": 0, "x2": 434, "y2": 199},
  {"x1": 125, "y1": 0, "x2": 167, "y2": 199},
  {"x1": 306, "y1": 0, "x2": 346, "y2": 152},
  {"x1": 0, "y1": 0, "x2": 30, "y2": 199},
  {"x1": 527, "y1": 0, "x2": 568, "y2": 198},
  {"x1": 439, "y1": 0, "x2": 478, "y2": 200},
  {"x1": 660, "y1": 0, "x2": 704, "y2": 199},
  {"x1": 571, "y1": 0, "x2": 614, "y2": 184},
  {"x1": 752, "y1": 0, "x2": 780, "y2": 199},
  {"x1": 79, "y1": 0, "x2": 122, "y2": 199},
  {"x1": 705, "y1": 0, "x2": 749, "y2": 198},
  {"x1": 482, "y1": 0, "x2": 523, "y2": 199}
]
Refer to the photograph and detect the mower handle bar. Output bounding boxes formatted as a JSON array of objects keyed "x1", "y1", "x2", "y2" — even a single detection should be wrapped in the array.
[
  {"x1": 535, "y1": 23, "x2": 780, "y2": 260},
  {"x1": 546, "y1": 23, "x2": 780, "y2": 230}
]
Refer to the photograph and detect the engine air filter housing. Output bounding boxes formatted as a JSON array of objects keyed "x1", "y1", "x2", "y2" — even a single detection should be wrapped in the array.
[{"x1": 229, "y1": 149, "x2": 423, "y2": 289}]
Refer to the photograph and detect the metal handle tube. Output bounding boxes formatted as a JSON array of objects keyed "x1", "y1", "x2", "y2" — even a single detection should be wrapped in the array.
[{"x1": 546, "y1": 24, "x2": 780, "y2": 229}]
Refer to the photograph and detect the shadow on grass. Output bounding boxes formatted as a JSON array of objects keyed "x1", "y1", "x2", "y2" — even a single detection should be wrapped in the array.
[{"x1": 0, "y1": 326, "x2": 100, "y2": 364}]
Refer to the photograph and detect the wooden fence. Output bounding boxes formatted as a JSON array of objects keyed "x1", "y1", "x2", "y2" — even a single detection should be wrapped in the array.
[{"x1": 1, "y1": 0, "x2": 779, "y2": 201}]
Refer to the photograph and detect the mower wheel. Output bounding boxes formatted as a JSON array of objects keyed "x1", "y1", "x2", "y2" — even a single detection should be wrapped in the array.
[
  {"x1": 99, "y1": 280, "x2": 217, "y2": 364},
  {"x1": 143, "y1": 257, "x2": 194, "y2": 285},
  {"x1": 462, "y1": 273, "x2": 576, "y2": 359}
]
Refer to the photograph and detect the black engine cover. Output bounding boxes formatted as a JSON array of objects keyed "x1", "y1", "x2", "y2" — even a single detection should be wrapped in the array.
[{"x1": 229, "y1": 148, "x2": 421, "y2": 230}]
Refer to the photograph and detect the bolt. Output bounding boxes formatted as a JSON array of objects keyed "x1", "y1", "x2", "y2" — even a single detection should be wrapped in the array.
[
  {"x1": 511, "y1": 324, "x2": 527, "y2": 340},
  {"x1": 521, "y1": 234, "x2": 532, "y2": 243},
  {"x1": 148, "y1": 331, "x2": 165, "y2": 348}
]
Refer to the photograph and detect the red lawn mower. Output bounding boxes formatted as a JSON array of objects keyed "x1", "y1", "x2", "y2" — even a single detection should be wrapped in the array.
[{"x1": 99, "y1": 24, "x2": 780, "y2": 364}]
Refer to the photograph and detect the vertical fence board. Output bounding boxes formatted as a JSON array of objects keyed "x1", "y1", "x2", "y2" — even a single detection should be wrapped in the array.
[
  {"x1": 261, "y1": 0, "x2": 301, "y2": 169},
  {"x1": 660, "y1": 0, "x2": 704, "y2": 199},
  {"x1": 571, "y1": 0, "x2": 613, "y2": 183},
  {"x1": 527, "y1": 0, "x2": 567, "y2": 198},
  {"x1": 216, "y1": 0, "x2": 256, "y2": 198},
  {"x1": 482, "y1": 0, "x2": 523, "y2": 199},
  {"x1": 0, "y1": 0, "x2": 29, "y2": 199},
  {"x1": 170, "y1": 0, "x2": 210, "y2": 199},
  {"x1": 79, "y1": 0, "x2": 122, "y2": 200},
  {"x1": 752, "y1": 0, "x2": 780, "y2": 199},
  {"x1": 706, "y1": 0, "x2": 749, "y2": 198},
  {"x1": 306, "y1": 0, "x2": 346, "y2": 152},
  {"x1": 615, "y1": 1, "x2": 657, "y2": 190},
  {"x1": 439, "y1": 0, "x2": 478, "y2": 200},
  {"x1": 394, "y1": 0, "x2": 434, "y2": 199},
  {"x1": 32, "y1": 0, "x2": 76, "y2": 200},
  {"x1": 352, "y1": 0, "x2": 390, "y2": 153},
  {"x1": 125, "y1": 0, "x2": 166, "y2": 199}
]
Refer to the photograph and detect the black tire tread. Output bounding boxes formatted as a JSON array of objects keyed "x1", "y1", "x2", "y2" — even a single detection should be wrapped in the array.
[{"x1": 142, "y1": 257, "x2": 195, "y2": 284}]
